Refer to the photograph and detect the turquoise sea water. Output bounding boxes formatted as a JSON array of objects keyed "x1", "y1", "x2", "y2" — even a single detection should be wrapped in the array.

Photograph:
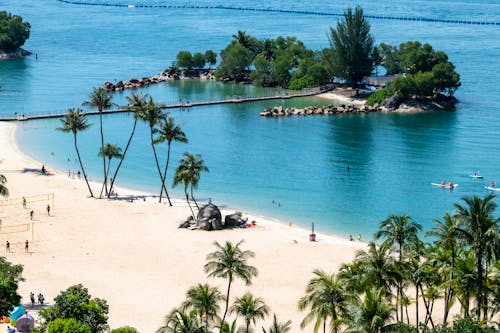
[{"x1": 2, "y1": 0, "x2": 500, "y2": 238}]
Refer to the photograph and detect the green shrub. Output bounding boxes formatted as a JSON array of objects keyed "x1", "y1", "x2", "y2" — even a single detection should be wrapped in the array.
[
  {"x1": 111, "y1": 326, "x2": 139, "y2": 333},
  {"x1": 366, "y1": 88, "x2": 392, "y2": 106}
]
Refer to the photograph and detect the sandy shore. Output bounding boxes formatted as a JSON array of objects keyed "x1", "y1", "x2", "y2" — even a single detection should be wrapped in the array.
[
  {"x1": 0, "y1": 121, "x2": 366, "y2": 332},
  {"x1": 317, "y1": 89, "x2": 368, "y2": 106}
]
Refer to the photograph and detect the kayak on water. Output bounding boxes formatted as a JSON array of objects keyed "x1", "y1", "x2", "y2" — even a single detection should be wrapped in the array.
[
  {"x1": 485, "y1": 186, "x2": 500, "y2": 191},
  {"x1": 470, "y1": 174, "x2": 484, "y2": 179},
  {"x1": 431, "y1": 183, "x2": 459, "y2": 189}
]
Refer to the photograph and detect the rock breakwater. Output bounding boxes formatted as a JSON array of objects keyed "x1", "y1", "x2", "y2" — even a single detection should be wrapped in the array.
[
  {"x1": 103, "y1": 68, "x2": 216, "y2": 92},
  {"x1": 260, "y1": 104, "x2": 381, "y2": 117}
]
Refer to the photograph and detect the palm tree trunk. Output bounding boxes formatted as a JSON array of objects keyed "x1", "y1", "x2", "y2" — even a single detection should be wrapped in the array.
[
  {"x1": 190, "y1": 185, "x2": 199, "y2": 209},
  {"x1": 99, "y1": 111, "x2": 108, "y2": 198},
  {"x1": 416, "y1": 287, "x2": 419, "y2": 329},
  {"x1": 186, "y1": 192, "x2": 196, "y2": 221},
  {"x1": 159, "y1": 142, "x2": 173, "y2": 206},
  {"x1": 221, "y1": 278, "x2": 232, "y2": 330},
  {"x1": 443, "y1": 248, "x2": 455, "y2": 324},
  {"x1": 323, "y1": 320, "x2": 326, "y2": 333},
  {"x1": 108, "y1": 118, "x2": 137, "y2": 198},
  {"x1": 476, "y1": 249, "x2": 483, "y2": 319},
  {"x1": 245, "y1": 320, "x2": 250, "y2": 333},
  {"x1": 150, "y1": 130, "x2": 169, "y2": 203},
  {"x1": 74, "y1": 134, "x2": 94, "y2": 198},
  {"x1": 100, "y1": 158, "x2": 112, "y2": 198}
]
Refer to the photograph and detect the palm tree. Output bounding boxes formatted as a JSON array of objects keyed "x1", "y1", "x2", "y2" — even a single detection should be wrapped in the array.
[
  {"x1": 136, "y1": 97, "x2": 170, "y2": 204},
  {"x1": 347, "y1": 288, "x2": 395, "y2": 333},
  {"x1": 426, "y1": 212, "x2": 461, "y2": 323},
  {"x1": 183, "y1": 283, "x2": 223, "y2": 333},
  {"x1": 98, "y1": 143, "x2": 122, "y2": 196},
  {"x1": 232, "y1": 30, "x2": 254, "y2": 50},
  {"x1": 108, "y1": 92, "x2": 149, "y2": 198},
  {"x1": 204, "y1": 240, "x2": 258, "y2": 329},
  {"x1": 230, "y1": 292, "x2": 269, "y2": 333},
  {"x1": 0, "y1": 173, "x2": 8, "y2": 197},
  {"x1": 450, "y1": 250, "x2": 477, "y2": 317},
  {"x1": 57, "y1": 108, "x2": 94, "y2": 197},
  {"x1": 83, "y1": 87, "x2": 114, "y2": 197},
  {"x1": 454, "y1": 193, "x2": 500, "y2": 319},
  {"x1": 156, "y1": 307, "x2": 204, "y2": 333},
  {"x1": 262, "y1": 314, "x2": 292, "y2": 333},
  {"x1": 154, "y1": 117, "x2": 188, "y2": 203},
  {"x1": 172, "y1": 153, "x2": 208, "y2": 211},
  {"x1": 375, "y1": 214, "x2": 422, "y2": 320},
  {"x1": 298, "y1": 270, "x2": 348, "y2": 333}
]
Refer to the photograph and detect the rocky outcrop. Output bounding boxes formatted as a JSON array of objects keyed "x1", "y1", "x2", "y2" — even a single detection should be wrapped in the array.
[
  {"x1": 224, "y1": 214, "x2": 245, "y2": 228},
  {"x1": 379, "y1": 93, "x2": 458, "y2": 112},
  {"x1": 179, "y1": 203, "x2": 223, "y2": 231},
  {"x1": 103, "y1": 68, "x2": 216, "y2": 92},
  {"x1": 0, "y1": 48, "x2": 32, "y2": 59},
  {"x1": 260, "y1": 104, "x2": 381, "y2": 117}
]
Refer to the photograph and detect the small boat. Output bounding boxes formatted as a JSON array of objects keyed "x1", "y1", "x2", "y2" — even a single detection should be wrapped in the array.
[
  {"x1": 128, "y1": 4, "x2": 135, "y2": 8},
  {"x1": 431, "y1": 183, "x2": 459, "y2": 189},
  {"x1": 470, "y1": 174, "x2": 484, "y2": 179},
  {"x1": 485, "y1": 186, "x2": 500, "y2": 191}
]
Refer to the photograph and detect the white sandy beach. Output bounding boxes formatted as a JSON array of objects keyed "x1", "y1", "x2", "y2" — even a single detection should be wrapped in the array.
[
  {"x1": 317, "y1": 89, "x2": 367, "y2": 106},
  {"x1": 0, "y1": 121, "x2": 366, "y2": 332}
]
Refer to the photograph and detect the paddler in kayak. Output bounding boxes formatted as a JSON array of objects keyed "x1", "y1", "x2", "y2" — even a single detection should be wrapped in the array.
[
  {"x1": 491, "y1": 181, "x2": 495, "y2": 188},
  {"x1": 448, "y1": 181, "x2": 454, "y2": 188},
  {"x1": 440, "y1": 180, "x2": 446, "y2": 186}
]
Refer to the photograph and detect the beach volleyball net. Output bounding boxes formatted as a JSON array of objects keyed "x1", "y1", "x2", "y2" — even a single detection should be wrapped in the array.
[
  {"x1": 0, "y1": 223, "x2": 30, "y2": 235},
  {"x1": 0, "y1": 193, "x2": 54, "y2": 207}
]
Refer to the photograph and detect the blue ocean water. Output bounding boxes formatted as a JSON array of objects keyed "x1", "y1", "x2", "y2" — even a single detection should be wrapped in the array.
[{"x1": 2, "y1": 0, "x2": 500, "y2": 238}]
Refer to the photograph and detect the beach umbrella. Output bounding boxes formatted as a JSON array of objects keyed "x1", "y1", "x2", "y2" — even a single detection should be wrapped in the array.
[
  {"x1": 311, "y1": 222, "x2": 315, "y2": 234},
  {"x1": 16, "y1": 313, "x2": 35, "y2": 332}
]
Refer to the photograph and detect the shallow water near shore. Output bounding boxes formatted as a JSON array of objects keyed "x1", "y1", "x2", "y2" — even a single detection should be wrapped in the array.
[{"x1": 3, "y1": 0, "x2": 500, "y2": 238}]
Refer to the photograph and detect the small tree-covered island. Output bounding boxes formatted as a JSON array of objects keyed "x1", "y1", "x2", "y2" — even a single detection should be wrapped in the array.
[
  {"x1": 0, "y1": 11, "x2": 31, "y2": 59},
  {"x1": 104, "y1": 7, "x2": 460, "y2": 113}
]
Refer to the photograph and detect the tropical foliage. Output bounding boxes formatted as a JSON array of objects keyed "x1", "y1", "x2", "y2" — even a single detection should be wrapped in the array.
[
  {"x1": 0, "y1": 172, "x2": 8, "y2": 197},
  {"x1": 0, "y1": 257, "x2": 23, "y2": 317},
  {"x1": 0, "y1": 11, "x2": 30, "y2": 52},
  {"x1": 38, "y1": 284, "x2": 109, "y2": 333}
]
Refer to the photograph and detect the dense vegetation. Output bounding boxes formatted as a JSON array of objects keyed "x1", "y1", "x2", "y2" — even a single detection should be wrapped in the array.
[
  {"x1": 367, "y1": 41, "x2": 461, "y2": 105},
  {"x1": 0, "y1": 11, "x2": 30, "y2": 52},
  {"x1": 171, "y1": 6, "x2": 460, "y2": 102},
  {"x1": 0, "y1": 257, "x2": 23, "y2": 317}
]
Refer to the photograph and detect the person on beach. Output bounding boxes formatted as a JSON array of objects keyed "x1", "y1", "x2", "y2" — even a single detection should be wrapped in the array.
[
  {"x1": 357, "y1": 233, "x2": 362, "y2": 241},
  {"x1": 22, "y1": 197, "x2": 27, "y2": 208},
  {"x1": 6, "y1": 241, "x2": 10, "y2": 253},
  {"x1": 25, "y1": 240, "x2": 29, "y2": 253},
  {"x1": 38, "y1": 293, "x2": 44, "y2": 305},
  {"x1": 77, "y1": 170, "x2": 81, "y2": 179},
  {"x1": 349, "y1": 234, "x2": 354, "y2": 241},
  {"x1": 41, "y1": 164, "x2": 46, "y2": 174},
  {"x1": 47, "y1": 204, "x2": 51, "y2": 216},
  {"x1": 30, "y1": 210, "x2": 34, "y2": 220},
  {"x1": 30, "y1": 292, "x2": 35, "y2": 306}
]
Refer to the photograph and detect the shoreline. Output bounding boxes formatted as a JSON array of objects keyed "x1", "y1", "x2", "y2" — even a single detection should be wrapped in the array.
[{"x1": 0, "y1": 121, "x2": 366, "y2": 332}]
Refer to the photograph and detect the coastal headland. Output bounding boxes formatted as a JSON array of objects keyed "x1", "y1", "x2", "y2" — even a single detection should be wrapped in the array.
[{"x1": 0, "y1": 121, "x2": 366, "y2": 332}]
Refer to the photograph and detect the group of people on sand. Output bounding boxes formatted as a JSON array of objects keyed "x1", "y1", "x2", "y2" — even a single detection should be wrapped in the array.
[{"x1": 29, "y1": 291, "x2": 45, "y2": 306}]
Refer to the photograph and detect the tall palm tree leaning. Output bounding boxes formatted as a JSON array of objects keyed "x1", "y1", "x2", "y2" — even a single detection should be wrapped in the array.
[
  {"x1": 262, "y1": 314, "x2": 292, "y2": 333},
  {"x1": 57, "y1": 108, "x2": 94, "y2": 198},
  {"x1": 454, "y1": 193, "x2": 500, "y2": 320},
  {"x1": 108, "y1": 92, "x2": 149, "y2": 198},
  {"x1": 298, "y1": 270, "x2": 347, "y2": 333},
  {"x1": 230, "y1": 292, "x2": 269, "y2": 333},
  {"x1": 0, "y1": 173, "x2": 8, "y2": 197},
  {"x1": 136, "y1": 97, "x2": 171, "y2": 204},
  {"x1": 173, "y1": 152, "x2": 208, "y2": 210},
  {"x1": 183, "y1": 283, "x2": 224, "y2": 333},
  {"x1": 83, "y1": 87, "x2": 114, "y2": 198},
  {"x1": 154, "y1": 117, "x2": 188, "y2": 203},
  {"x1": 204, "y1": 240, "x2": 258, "y2": 330},
  {"x1": 375, "y1": 214, "x2": 422, "y2": 320},
  {"x1": 98, "y1": 143, "x2": 122, "y2": 196}
]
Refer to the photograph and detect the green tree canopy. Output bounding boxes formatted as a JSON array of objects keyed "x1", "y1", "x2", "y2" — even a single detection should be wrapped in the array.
[
  {"x1": 215, "y1": 42, "x2": 254, "y2": 82},
  {"x1": 327, "y1": 6, "x2": 375, "y2": 86},
  {"x1": 192, "y1": 52, "x2": 206, "y2": 69},
  {"x1": 0, "y1": 257, "x2": 24, "y2": 316},
  {"x1": 110, "y1": 327, "x2": 139, "y2": 333},
  {"x1": 0, "y1": 11, "x2": 30, "y2": 52},
  {"x1": 176, "y1": 51, "x2": 194, "y2": 69},
  {"x1": 47, "y1": 318, "x2": 92, "y2": 333},
  {"x1": 204, "y1": 50, "x2": 217, "y2": 68},
  {"x1": 38, "y1": 284, "x2": 109, "y2": 333}
]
